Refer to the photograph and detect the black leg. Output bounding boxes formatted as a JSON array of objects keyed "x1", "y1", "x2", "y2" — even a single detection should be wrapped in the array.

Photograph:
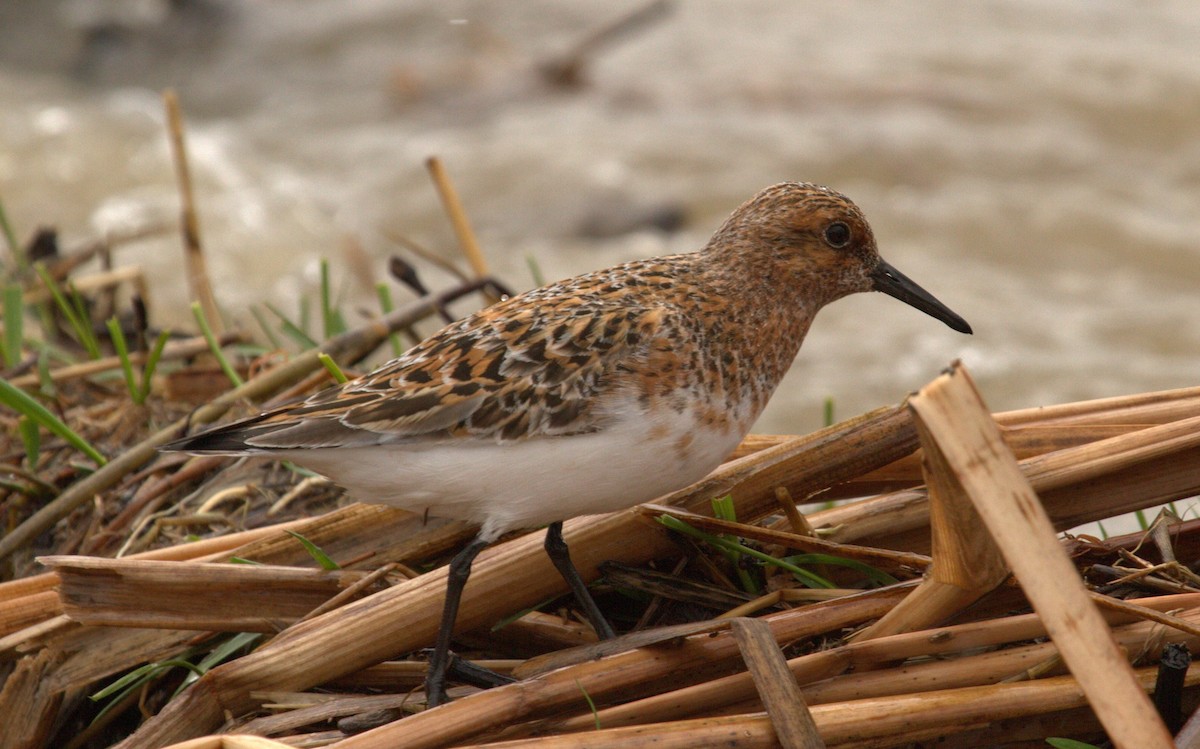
[
  {"x1": 544, "y1": 521, "x2": 616, "y2": 640},
  {"x1": 426, "y1": 535, "x2": 489, "y2": 708}
]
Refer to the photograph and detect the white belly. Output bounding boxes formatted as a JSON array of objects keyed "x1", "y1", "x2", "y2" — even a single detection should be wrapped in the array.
[{"x1": 276, "y1": 409, "x2": 742, "y2": 542}]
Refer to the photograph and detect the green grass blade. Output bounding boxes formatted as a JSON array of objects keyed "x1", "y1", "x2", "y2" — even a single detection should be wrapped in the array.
[
  {"x1": 179, "y1": 632, "x2": 263, "y2": 691},
  {"x1": 106, "y1": 318, "x2": 140, "y2": 402},
  {"x1": 34, "y1": 263, "x2": 101, "y2": 359},
  {"x1": 490, "y1": 594, "x2": 562, "y2": 631},
  {"x1": 0, "y1": 378, "x2": 106, "y2": 465},
  {"x1": 138, "y1": 329, "x2": 172, "y2": 402},
  {"x1": 66, "y1": 282, "x2": 101, "y2": 358},
  {"x1": 0, "y1": 195, "x2": 18, "y2": 266},
  {"x1": 250, "y1": 305, "x2": 283, "y2": 351},
  {"x1": 3, "y1": 283, "x2": 23, "y2": 367},
  {"x1": 711, "y1": 495, "x2": 738, "y2": 522},
  {"x1": 375, "y1": 282, "x2": 404, "y2": 358},
  {"x1": 285, "y1": 530, "x2": 340, "y2": 570},
  {"x1": 191, "y1": 302, "x2": 243, "y2": 387},
  {"x1": 317, "y1": 352, "x2": 349, "y2": 384},
  {"x1": 265, "y1": 302, "x2": 318, "y2": 350},
  {"x1": 526, "y1": 253, "x2": 546, "y2": 286},
  {"x1": 90, "y1": 660, "x2": 204, "y2": 702},
  {"x1": 281, "y1": 460, "x2": 320, "y2": 478},
  {"x1": 575, "y1": 678, "x2": 601, "y2": 730},
  {"x1": 18, "y1": 416, "x2": 39, "y2": 467},
  {"x1": 657, "y1": 515, "x2": 834, "y2": 589},
  {"x1": 709, "y1": 495, "x2": 759, "y2": 593},
  {"x1": 320, "y1": 259, "x2": 347, "y2": 339},
  {"x1": 35, "y1": 347, "x2": 55, "y2": 398},
  {"x1": 782, "y1": 553, "x2": 898, "y2": 586},
  {"x1": 823, "y1": 396, "x2": 835, "y2": 427},
  {"x1": 298, "y1": 296, "x2": 311, "y2": 339},
  {"x1": 1046, "y1": 739, "x2": 1102, "y2": 749}
]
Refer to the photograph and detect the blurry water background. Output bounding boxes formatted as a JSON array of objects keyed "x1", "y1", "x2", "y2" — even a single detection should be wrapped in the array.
[{"x1": 1, "y1": 1, "x2": 1197, "y2": 530}]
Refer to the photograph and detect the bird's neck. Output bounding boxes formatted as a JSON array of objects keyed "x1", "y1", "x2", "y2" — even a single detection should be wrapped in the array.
[{"x1": 692, "y1": 256, "x2": 821, "y2": 426}]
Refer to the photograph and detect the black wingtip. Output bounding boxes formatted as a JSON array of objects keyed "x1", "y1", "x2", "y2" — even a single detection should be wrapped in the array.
[{"x1": 160, "y1": 419, "x2": 261, "y2": 454}]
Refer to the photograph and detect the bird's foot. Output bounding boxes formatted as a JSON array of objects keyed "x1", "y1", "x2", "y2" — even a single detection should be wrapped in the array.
[{"x1": 422, "y1": 649, "x2": 517, "y2": 708}]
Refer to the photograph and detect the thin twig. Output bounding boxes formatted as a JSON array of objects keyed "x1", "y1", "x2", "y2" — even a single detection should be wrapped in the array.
[
  {"x1": 425, "y1": 156, "x2": 499, "y2": 303},
  {"x1": 163, "y1": 89, "x2": 223, "y2": 336}
]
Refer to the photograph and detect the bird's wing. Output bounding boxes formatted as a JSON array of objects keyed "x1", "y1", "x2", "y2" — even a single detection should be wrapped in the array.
[{"x1": 169, "y1": 294, "x2": 675, "y2": 452}]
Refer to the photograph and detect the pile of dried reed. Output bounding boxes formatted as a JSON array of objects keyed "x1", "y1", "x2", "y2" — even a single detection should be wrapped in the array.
[{"x1": 3, "y1": 94, "x2": 1200, "y2": 749}]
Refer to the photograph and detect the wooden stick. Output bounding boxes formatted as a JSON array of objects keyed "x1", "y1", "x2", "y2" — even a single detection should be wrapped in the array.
[
  {"x1": 21, "y1": 264, "x2": 145, "y2": 306},
  {"x1": 906, "y1": 363, "x2": 1172, "y2": 749},
  {"x1": 731, "y1": 617, "x2": 825, "y2": 749},
  {"x1": 43, "y1": 557, "x2": 377, "y2": 632},
  {"x1": 811, "y1": 409, "x2": 1200, "y2": 550},
  {"x1": 536, "y1": 593, "x2": 1200, "y2": 736},
  {"x1": 425, "y1": 157, "x2": 498, "y2": 301},
  {"x1": 163, "y1": 89, "x2": 223, "y2": 335},
  {"x1": 854, "y1": 393, "x2": 1009, "y2": 639},
  {"x1": 639, "y1": 504, "x2": 930, "y2": 573},
  {"x1": 450, "y1": 665, "x2": 1200, "y2": 749},
  {"x1": 994, "y1": 384, "x2": 1200, "y2": 426}
]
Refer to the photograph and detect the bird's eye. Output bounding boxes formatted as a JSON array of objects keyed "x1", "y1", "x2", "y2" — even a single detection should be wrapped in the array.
[{"x1": 823, "y1": 221, "x2": 851, "y2": 248}]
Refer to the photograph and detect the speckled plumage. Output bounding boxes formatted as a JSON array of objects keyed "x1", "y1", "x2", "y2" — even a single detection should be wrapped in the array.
[
  {"x1": 168, "y1": 182, "x2": 970, "y2": 540},
  {"x1": 166, "y1": 181, "x2": 971, "y2": 707}
]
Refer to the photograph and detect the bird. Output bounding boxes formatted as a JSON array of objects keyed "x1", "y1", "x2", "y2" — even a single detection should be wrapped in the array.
[{"x1": 162, "y1": 181, "x2": 971, "y2": 707}]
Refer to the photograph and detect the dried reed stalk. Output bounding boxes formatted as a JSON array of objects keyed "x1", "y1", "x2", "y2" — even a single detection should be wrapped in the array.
[
  {"x1": 425, "y1": 156, "x2": 498, "y2": 302},
  {"x1": 111, "y1": 406, "x2": 917, "y2": 749},
  {"x1": 0, "y1": 515, "x2": 325, "y2": 639},
  {"x1": 43, "y1": 557, "x2": 378, "y2": 632},
  {"x1": 156, "y1": 738, "x2": 292, "y2": 749},
  {"x1": 324, "y1": 586, "x2": 911, "y2": 749},
  {"x1": 532, "y1": 593, "x2": 1200, "y2": 736},
  {"x1": 37, "y1": 377, "x2": 1200, "y2": 748},
  {"x1": 812, "y1": 406, "x2": 1200, "y2": 550},
  {"x1": 994, "y1": 384, "x2": 1200, "y2": 426},
  {"x1": 163, "y1": 89, "x2": 222, "y2": 336},
  {"x1": 21, "y1": 265, "x2": 146, "y2": 306},
  {"x1": 852, "y1": 393, "x2": 1008, "y2": 639},
  {"x1": 0, "y1": 648, "x2": 61, "y2": 749},
  {"x1": 905, "y1": 363, "x2": 1172, "y2": 748},
  {"x1": 450, "y1": 665, "x2": 1200, "y2": 749},
  {"x1": 731, "y1": 617, "x2": 825, "y2": 749}
]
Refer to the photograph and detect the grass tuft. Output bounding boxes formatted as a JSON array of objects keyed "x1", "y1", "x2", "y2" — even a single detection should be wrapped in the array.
[
  {"x1": 0, "y1": 378, "x2": 106, "y2": 465},
  {"x1": 107, "y1": 318, "x2": 170, "y2": 405},
  {"x1": 320, "y1": 258, "x2": 347, "y2": 339},
  {"x1": 657, "y1": 512, "x2": 835, "y2": 589},
  {"x1": 191, "y1": 301, "x2": 243, "y2": 387},
  {"x1": 34, "y1": 263, "x2": 102, "y2": 359},
  {"x1": 710, "y1": 495, "x2": 760, "y2": 594},
  {"x1": 264, "y1": 302, "x2": 318, "y2": 350}
]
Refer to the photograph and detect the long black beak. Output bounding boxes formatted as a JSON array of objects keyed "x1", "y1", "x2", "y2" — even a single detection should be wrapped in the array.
[{"x1": 871, "y1": 259, "x2": 972, "y2": 334}]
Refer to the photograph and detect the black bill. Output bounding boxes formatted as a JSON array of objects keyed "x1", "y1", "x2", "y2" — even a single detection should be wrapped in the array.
[{"x1": 871, "y1": 259, "x2": 972, "y2": 334}]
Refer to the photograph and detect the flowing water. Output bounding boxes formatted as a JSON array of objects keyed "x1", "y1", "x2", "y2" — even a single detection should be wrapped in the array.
[{"x1": 1, "y1": 2, "x2": 1197, "y2": 530}]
